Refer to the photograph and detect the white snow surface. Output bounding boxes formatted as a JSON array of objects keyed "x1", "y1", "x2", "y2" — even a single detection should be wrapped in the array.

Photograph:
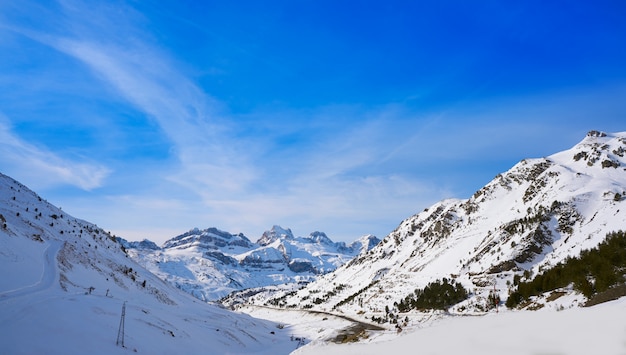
[
  {"x1": 293, "y1": 298, "x2": 626, "y2": 355},
  {"x1": 0, "y1": 173, "x2": 300, "y2": 354}
]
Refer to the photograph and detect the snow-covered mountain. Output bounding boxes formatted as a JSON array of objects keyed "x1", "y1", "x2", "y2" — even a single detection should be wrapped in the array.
[
  {"x1": 0, "y1": 173, "x2": 301, "y2": 354},
  {"x1": 2, "y1": 130, "x2": 626, "y2": 354},
  {"x1": 255, "y1": 130, "x2": 626, "y2": 318},
  {"x1": 120, "y1": 225, "x2": 380, "y2": 301}
]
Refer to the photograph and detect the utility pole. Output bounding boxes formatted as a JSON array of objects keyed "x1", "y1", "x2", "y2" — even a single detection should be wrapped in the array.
[{"x1": 116, "y1": 301, "x2": 126, "y2": 347}]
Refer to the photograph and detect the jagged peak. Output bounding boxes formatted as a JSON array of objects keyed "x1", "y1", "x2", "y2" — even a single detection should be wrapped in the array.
[
  {"x1": 577, "y1": 130, "x2": 624, "y2": 146},
  {"x1": 347, "y1": 234, "x2": 381, "y2": 254},
  {"x1": 307, "y1": 231, "x2": 333, "y2": 245},
  {"x1": 586, "y1": 129, "x2": 608, "y2": 138},
  {"x1": 162, "y1": 227, "x2": 252, "y2": 249},
  {"x1": 257, "y1": 225, "x2": 294, "y2": 246},
  {"x1": 116, "y1": 237, "x2": 160, "y2": 250}
]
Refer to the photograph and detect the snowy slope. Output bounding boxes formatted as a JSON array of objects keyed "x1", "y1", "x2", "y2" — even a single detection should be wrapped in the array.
[
  {"x1": 0, "y1": 173, "x2": 302, "y2": 354},
  {"x1": 257, "y1": 131, "x2": 626, "y2": 318},
  {"x1": 293, "y1": 297, "x2": 626, "y2": 355},
  {"x1": 122, "y1": 225, "x2": 380, "y2": 301}
]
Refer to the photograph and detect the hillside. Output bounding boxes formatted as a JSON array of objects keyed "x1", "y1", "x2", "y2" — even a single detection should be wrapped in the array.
[
  {"x1": 0, "y1": 173, "x2": 300, "y2": 354},
  {"x1": 250, "y1": 131, "x2": 626, "y2": 321}
]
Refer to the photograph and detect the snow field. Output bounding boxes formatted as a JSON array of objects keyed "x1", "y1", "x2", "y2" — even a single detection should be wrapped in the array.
[{"x1": 294, "y1": 298, "x2": 626, "y2": 355}]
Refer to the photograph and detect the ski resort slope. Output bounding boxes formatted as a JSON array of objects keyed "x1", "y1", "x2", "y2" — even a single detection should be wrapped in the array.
[
  {"x1": 0, "y1": 173, "x2": 300, "y2": 354},
  {"x1": 294, "y1": 298, "x2": 626, "y2": 355}
]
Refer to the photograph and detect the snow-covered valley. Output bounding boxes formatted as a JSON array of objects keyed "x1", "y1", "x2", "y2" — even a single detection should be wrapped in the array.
[{"x1": 2, "y1": 130, "x2": 626, "y2": 354}]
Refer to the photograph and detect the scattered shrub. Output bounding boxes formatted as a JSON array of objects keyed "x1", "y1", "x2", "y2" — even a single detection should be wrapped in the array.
[{"x1": 602, "y1": 160, "x2": 619, "y2": 169}]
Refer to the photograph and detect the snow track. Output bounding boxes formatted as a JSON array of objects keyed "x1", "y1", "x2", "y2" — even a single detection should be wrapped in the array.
[{"x1": 0, "y1": 240, "x2": 62, "y2": 301}]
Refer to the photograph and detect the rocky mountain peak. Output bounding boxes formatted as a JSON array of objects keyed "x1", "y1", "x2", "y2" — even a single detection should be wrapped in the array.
[
  {"x1": 349, "y1": 234, "x2": 382, "y2": 254},
  {"x1": 161, "y1": 227, "x2": 253, "y2": 250},
  {"x1": 257, "y1": 225, "x2": 294, "y2": 246},
  {"x1": 307, "y1": 231, "x2": 333, "y2": 245},
  {"x1": 562, "y1": 130, "x2": 625, "y2": 169}
]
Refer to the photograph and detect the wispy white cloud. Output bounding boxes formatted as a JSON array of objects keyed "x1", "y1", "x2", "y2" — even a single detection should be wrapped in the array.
[
  {"x1": 37, "y1": 3, "x2": 261, "y2": 198},
  {"x1": 4, "y1": 0, "x2": 624, "y2": 244},
  {"x1": 195, "y1": 172, "x2": 445, "y2": 242},
  {"x1": 370, "y1": 83, "x2": 626, "y2": 171},
  {"x1": 0, "y1": 115, "x2": 110, "y2": 190}
]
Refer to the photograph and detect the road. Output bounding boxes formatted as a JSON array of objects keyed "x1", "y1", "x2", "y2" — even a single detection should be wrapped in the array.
[
  {"x1": 0, "y1": 240, "x2": 63, "y2": 301},
  {"x1": 240, "y1": 304, "x2": 386, "y2": 344}
]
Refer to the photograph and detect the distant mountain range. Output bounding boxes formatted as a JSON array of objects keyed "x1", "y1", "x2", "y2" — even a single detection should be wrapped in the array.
[{"x1": 117, "y1": 225, "x2": 380, "y2": 301}]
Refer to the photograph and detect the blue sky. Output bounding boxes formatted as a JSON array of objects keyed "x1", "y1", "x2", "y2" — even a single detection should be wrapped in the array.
[{"x1": 1, "y1": 1, "x2": 625, "y2": 243}]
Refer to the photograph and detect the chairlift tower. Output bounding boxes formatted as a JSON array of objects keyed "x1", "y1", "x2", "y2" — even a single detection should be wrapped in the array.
[{"x1": 116, "y1": 301, "x2": 126, "y2": 347}]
